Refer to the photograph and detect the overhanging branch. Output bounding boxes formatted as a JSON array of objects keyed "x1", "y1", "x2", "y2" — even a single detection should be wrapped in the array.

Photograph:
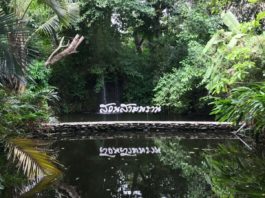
[{"x1": 45, "y1": 34, "x2": 85, "y2": 66}]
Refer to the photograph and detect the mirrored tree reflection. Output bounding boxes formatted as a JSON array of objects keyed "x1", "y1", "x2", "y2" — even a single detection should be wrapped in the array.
[
  {"x1": 2, "y1": 138, "x2": 81, "y2": 198},
  {"x1": 2, "y1": 137, "x2": 246, "y2": 197},
  {"x1": 53, "y1": 138, "x2": 190, "y2": 197},
  {"x1": 204, "y1": 144, "x2": 265, "y2": 197},
  {"x1": 50, "y1": 138, "x2": 223, "y2": 198},
  {"x1": 155, "y1": 139, "x2": 213, "y2": 198}
]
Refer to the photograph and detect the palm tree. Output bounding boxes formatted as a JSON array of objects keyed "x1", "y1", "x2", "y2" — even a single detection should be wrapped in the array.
[
  {"x1": 0, "y1": 8, "x2": 28, "y2": 92},
  {"x1": 0, "y1": 0, "x2": 80, "y2": 92},
  {"x1": 0, "y1": 2, "x2": 82, "y2": 194}
]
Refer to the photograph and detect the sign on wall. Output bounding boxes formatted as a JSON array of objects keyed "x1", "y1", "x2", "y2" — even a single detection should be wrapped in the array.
[{"x1": 99, "y1": 103, "x2": 161, "y2": 114}]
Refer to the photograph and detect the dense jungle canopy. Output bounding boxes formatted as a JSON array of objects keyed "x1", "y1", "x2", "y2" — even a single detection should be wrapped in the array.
[
  {"x1": 0, "y1": 0, "x2": 264, "y2": 129},
  {"x1": 1, "y1": 0, "x2": 265, "y2": 197}
]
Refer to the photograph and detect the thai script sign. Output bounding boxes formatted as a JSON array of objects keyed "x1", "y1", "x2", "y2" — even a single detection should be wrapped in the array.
[
  {"x1": 99, "y1": 103, "x2": 161, "y2": 114},
  {"x1": 99, "y1": 146, "x2": 161, "y2": 157}
]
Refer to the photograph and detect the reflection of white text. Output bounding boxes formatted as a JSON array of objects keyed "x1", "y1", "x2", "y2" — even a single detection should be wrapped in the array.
[
  {"x1": 99, "y1": 147, "x2": 161, "y2": 157},
  {"x1": 99, "y1": 103, "x2": 161, "y2": 114}
]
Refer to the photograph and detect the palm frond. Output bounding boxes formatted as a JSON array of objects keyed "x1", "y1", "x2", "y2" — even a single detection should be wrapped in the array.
[
  {"x1": 41, "y1": 0, "x2": 79, "y2": 27},
  {"x1": 19, "y1": 174, "x2": 61, "y2": 197},
  {"x1": 5, "y1": 138, "x2": 61, "y2": 180},
  {"x1": 5, "y1": 138, "x2": 62, "y2": 196},
  {"x1": 66, "y1": 2, "x2": 80, "y2": 24},
  {"x1": 0, "y1": 12, "x2": 16, "y2": 33},
  {"x1": 32, "y1": 15, "x2": 60, "y2": 38},
  {"x1": 33, "y1": 2, "x2": 79, "y2": 37},
  {"x1": 0, "y1": 33, "x2": 29, "y2": 92},
  {"x1": 8, "y1": 30, "x2": 30, "y2": 69},
  {"x1": 8, "y1": 0, "x2": 33, "y2": 19},
  {"x1": 0, "y1": 73, "x2": 26, "y2": 93},
  {"x1": 0, "y1": 9, "x2": 31, "y2": 92}
]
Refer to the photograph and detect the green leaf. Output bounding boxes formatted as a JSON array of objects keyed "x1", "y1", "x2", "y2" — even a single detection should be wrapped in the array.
[
  {"x1": 248, "y1": 0, "x2": 259, "y2": 3},
  {"x1": 257, "y1": 11, "x2": 265, "y2": 21},
  {"x1": 221, "y1": 11, "x2": 240, "y2": 33}
]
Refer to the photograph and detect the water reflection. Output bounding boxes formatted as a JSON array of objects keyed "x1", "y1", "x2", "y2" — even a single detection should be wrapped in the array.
[
  {"x1": 49, "y1": 137, "x2": 232, "y2": 198},
  {"x1": 99, "y1": 146, "x2": 161, "y2": 157},
  {"x1": 4, "y1": 137, "x2": 257, "y2": 197},
  {"x1": 155, "y1": 139, "x2": 213, "y2": 197},
  {"x1": 204, "y1": 144, "x2": 265, "y2": 197},
  {"x1": 4, "y1": 138, "x2": 62, "y2": 197}
]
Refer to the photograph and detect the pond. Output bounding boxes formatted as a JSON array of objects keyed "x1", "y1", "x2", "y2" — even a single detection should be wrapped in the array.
[{"x1": 4, "y1": 136, "x2": 248, "y2": 198}]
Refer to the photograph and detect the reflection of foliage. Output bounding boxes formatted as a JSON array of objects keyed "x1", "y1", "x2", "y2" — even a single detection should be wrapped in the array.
[
  {"x1": 99, "y1": 145, "x2": 188, "y2": 197},
  {"x1": 155, "y1": 139, "x2": 213, "y2": 197},
  {"x1": 204, "y1": 144, "x2": 265, "y2": 197},
  {"x1": 0, "y1": 145, "x2": 26, "y2": 197},
  {"x1": 56, "y1": 138, "x2": 216, "y2": 197},
  {"x1": 156, "y1": 139, "x2": 195, "y2": 175},
  {"x1": 6, "y1": 138, "x2": 61, "y2": 179},
  {"x1": 5, "y1": 138, "x2": 62, "y2": 197}
]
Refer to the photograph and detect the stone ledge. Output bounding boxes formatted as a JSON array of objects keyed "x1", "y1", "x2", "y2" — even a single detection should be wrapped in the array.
[{"x1": 36, "y1": 121, "x2": 237, "y2": 139}]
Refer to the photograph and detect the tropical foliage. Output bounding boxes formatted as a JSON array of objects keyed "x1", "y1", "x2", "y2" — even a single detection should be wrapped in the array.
[
  {"x1": 50, "y1": 0, "x2": 223, "y2": 113},
  {"x1": 1, "y1": 0, "x2": 265, "y2": 197},
  {"x1": 211, "y1": 83, "x2": 265, "y2": 135},
  {"x1": 202, "y1": 11, "x2": 265, "y2": 95},
  {"x1": 204, "y1": 144, "x2": 265, "y2": 197},
  {"x1": 0, "y1": 0, "x2": 77, "y2": 133},
  {"x1": 153, "y1": 41, "x2": 207, "y2": 113},
  {"x1": 0, "y1": 9, "x2": 28, "y2": 92},
  {"x1": 0, "y1": 0, "x2": 79, "y2": 92},
  {"x1": 200, "y1": 10, "x2": 265, "y2": 137},
  {"x1": 0, "y1": 61, "x2": 57, "y2": 137},
  {"x1": 0, "y1": 0, "x2": 74, "y2": 194}
]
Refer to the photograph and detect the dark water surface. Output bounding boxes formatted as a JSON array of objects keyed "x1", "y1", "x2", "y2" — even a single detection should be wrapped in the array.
[{"x1": 20, "y1": 137, "x2": 242, "y2": 198}]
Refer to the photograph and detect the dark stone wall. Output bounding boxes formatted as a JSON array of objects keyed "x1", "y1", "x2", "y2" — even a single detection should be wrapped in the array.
[{"x1": 35, "y1": 122, "x2": 237, "y2": 140}]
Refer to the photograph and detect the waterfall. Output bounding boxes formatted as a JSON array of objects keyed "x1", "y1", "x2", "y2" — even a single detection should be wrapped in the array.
[
  {"x1": 102, "y1": 75, "x2": 107, "y2": 104},
  {"x1": 114, "y1": 76, "x2": 119, "y2": 104},
  {"x1": 101, "y1": 75, "x2": 107, "y2": 120}
]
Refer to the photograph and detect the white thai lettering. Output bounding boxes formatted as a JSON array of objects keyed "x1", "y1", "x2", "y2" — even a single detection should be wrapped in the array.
[
  {"x1": 145, "y1": 106, "x2": 150, "y2": 113},
  {"x1": 99, "y1": 146, "x2": 161, "y2": 157},
  {"x1": 99, "y1": 103, "x2": 161, "y2": 114}
]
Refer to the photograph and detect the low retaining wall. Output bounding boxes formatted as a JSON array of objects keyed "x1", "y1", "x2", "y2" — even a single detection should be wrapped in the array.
[{"x1": 36, "y1": 121, "x2": 238, "y2": 139}]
